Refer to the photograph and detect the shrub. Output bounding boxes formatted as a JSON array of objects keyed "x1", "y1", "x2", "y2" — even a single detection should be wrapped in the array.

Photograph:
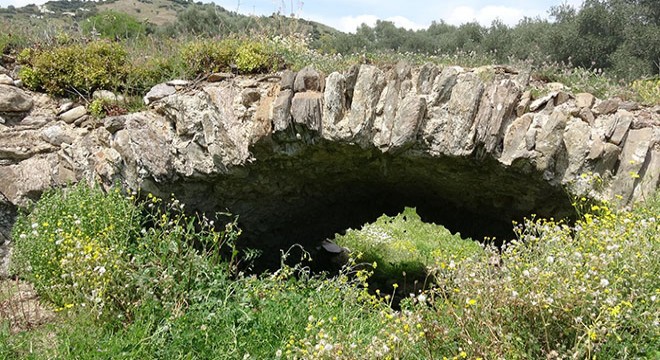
[
  {"x1": 10, "y1": 184, "x2": 140, "y2": 317},
  {"x1": 18, "y1": 41, "x2": 128, "y2": 96},
  {"x1": 81, "y1": 10, "x2": 147, "y2": 40},
  {"x1": 412, "y1": 197, "x2": 660, "y2": 358},
  {"x1": 631, "y1": 77, "x2": 660, "y2": 105},
  {"x1": 180, "y1": 38, "x2": 239, "y2": 75},
  {"x1": 334, "y1": 207, "x2": 483, "y2": 295}
]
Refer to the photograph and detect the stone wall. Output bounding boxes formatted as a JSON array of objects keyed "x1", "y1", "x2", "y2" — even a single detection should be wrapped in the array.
[{"x1": 0, "y1": 63, "x2": 658, "y2": 265}]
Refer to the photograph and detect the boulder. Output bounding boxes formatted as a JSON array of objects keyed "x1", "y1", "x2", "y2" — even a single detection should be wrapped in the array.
[
  {"x1": 0, "y1": 74, "x2": 13, "y2": 85},
  {"x1": 144, "y1": 83, "x2": 176, "y2": 105},
  {"x1": 59, "y1": 105, "x2": 87, "y2": 124},
  {"x1": 0, "y1": 84, "x2": 33, "y2": 113},
  {"x1": 293, "y1": 66, "x2": 323, "y2": 93}
]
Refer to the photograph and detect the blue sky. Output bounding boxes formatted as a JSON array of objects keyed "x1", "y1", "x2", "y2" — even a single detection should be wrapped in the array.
[
  {"x1": 210, "y1": 0, "x2": 584, "y2": 31},
  {"x1": 0, "y1": 0, "x2": 584, "y2": 32}
]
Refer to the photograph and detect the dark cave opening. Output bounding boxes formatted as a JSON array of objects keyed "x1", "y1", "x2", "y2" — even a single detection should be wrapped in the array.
[{"x1": 159, "y1": 140, "x2": 576, "y2": 272}]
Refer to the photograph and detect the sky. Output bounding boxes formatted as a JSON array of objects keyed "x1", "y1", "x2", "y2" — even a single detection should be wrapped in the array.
[{"x1": 0, "y1": 0, "x2": 585, "y2": 32}]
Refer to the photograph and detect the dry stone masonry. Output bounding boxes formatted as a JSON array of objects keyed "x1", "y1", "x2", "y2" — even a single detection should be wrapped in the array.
[{"x1": 1, "y1": 63, "x2": 659, "y2": 264}]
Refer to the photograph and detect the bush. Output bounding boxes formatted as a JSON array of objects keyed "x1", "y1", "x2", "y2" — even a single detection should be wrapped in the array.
[
  {"x1": 18, "y1": 41, "x2": 128, "y2": 96},
  {"x1": 81, "y1": 10, "x2": 148, "y2": 40},
  {"x1": 180, "y1": 38, "x2": 238, "y2": 75},
  {"x1": 180, "y1": 38, "x2": 283, "y2": 76},
  {"x1": 411, "y1": 197, "x2": 660, "y2": 358},
  {"x1": 334, "y1": 207, "x2": 483, "y2": 295},
  {"x1": 631, "y1": 77, "x2": 660, "y2": 105},
  {"x1": 10, "y1": 184, "x2": 140, "y2": 317}
]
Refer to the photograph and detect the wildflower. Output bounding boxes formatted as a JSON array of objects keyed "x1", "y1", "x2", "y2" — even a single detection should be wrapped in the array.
[
  {"x1": 31, "y1": 223, "x2": 38, "y2": 229},
  {"x1": 275, "y1": 349, "x2": 282, "y2": 358},
  {"x1": 19, "y1": 233, "x2": 27, "y2": 240},
  {"x1": 417, "y1": 293, "x2": 427, "y2": 303},
  {"x1": 546, "y1": 256, "x2": 555, "y2": 264},
  {"x1": 523, "y1": 270, "x2": 531, "y2": 277},
  {"x1": 600, "y1": 278, "x2": 610, "y2": 288}
]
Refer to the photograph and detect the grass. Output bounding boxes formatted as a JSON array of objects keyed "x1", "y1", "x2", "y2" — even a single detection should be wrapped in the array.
[{"x1": 1, "y1": 183, "x2": 658, "y2": 359}]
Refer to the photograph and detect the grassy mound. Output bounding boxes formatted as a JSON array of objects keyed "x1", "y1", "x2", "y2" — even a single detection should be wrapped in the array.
[{"x1": 2, "y1": 185, "x2": 658, "y2": 359}]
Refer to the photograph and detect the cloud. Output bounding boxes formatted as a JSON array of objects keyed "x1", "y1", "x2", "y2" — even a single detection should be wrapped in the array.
[
  {"x1": 316, "y1": 14, "x2": 426, "y2": 33},
  {"x1": 446, "y1": 5, "x2": 527, "y2": 26}
]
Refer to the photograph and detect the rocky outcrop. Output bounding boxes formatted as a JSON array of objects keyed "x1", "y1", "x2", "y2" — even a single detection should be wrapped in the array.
[{"x1": 0, "y1": 63, "x2": 659, "y2": 268}]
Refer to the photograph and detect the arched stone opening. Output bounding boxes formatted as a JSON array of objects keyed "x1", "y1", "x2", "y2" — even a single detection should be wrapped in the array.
[{"x1": 152, "y1": 139, "x2": 576, "y2": 271}]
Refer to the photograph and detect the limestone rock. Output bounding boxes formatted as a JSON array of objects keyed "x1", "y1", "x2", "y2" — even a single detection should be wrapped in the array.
[
  {"x1": 322, "y1": 72, "x2": 346, "y2": 137},
  {"x1": 0, "y1": 74, "x2": 12, "y2": 85},
  {"x1": 93, "y1": 90, "x2": 125, "y2": 103},
  {"x1": 41, "y1": 124, "x2": 76, "y2": 146},
  {"x1": 207, "y1": 73, "x2": 234, "y2": 82},
  {"x1": 280, "y1": 70, "x2": 296, "y2": 90},
  {"x1": 294, "y1": 66, "x2": 323, "y2": 93},
  {"x1": 575, "y1": 93, "x2": 595, "y2": 108},
  {"x1": 610, "y1": 128, "x2": 654, "y2": 202},
  {"x1": 272, "y1": 89, "x2": 293, "y2": 132},
  {"x1": 0, "y1": 84, "x2": 33, "y2": 113},
  {"x1": 144, "y1": 83, "x2": 176, "y2": 105},
  {"x1": 416, "y1": 63, "x2": 439, "y2": 94},
  {"x1": 59, "y1": 105, "x2": 87, "y2": 124},
  {"x1": 291, "y1": 92, "x2": 323, "y2": 132},
  {"x1": 593, "y1": 98, "x2": 620, "y2": 115}
]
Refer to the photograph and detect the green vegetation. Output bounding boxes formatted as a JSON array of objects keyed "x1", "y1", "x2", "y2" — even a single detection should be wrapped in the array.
[
  {"x1": 81, "y1": 10, "x2": 149, "y2": 39},
  {"x1": 2, "y1": 184, "x2": 658, "y2": 359},
  {"x1": 334, "y1": 207, "x2": 483, "y2": 293},
  {"x1": 2, "y1": 0, "x2": 659, "y2": 104}
]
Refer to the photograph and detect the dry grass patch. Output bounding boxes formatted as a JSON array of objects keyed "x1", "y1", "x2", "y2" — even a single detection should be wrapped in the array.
[{"x1": 0, "y1": 279, "x2": 55, "y2": 334}]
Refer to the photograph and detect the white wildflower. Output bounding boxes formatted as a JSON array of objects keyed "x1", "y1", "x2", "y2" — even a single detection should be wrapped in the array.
[{"x1": 600, "y1": 278, "x2": 610, "y2": 288}]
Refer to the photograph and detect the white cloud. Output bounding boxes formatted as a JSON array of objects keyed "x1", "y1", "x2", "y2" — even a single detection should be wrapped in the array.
[
  {"x1": 313, "y1": 14, "x2": 425, "y2": 33},
  {"x1": 447, "y1": 5, "x2": 527, "y2": 26}
]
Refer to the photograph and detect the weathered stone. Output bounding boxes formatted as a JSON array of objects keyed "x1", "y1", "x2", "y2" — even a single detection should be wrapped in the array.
[
  {"x1": 341, "y1": 65, "x2": 386, "y2": 144},
  {"x1": 546, "y1": 82, "x2": 565, "y2": 91},
  {"x1": 529, "y1": 92, "x2": 558, "y2": 112},
  {"x1": 0, "y1": 65, "x2": 7, "y2": 75},
  {"x1": 104, "y1": 116, "x2": 126, "y2": 134},
  {"x1": 93, "y1": 90, "x2": 124, "y2": 103},
  {"x1": 416, "y1": 62, "x2": 440, "y2": 94},
  {"x1": 610, "y1": 128, "x2": 654, "y2": 202},
  {"x1": 562, "y1": 117, "x2": 592, "y2": 180},
  {"x1": 167, "y1": 79, "x2": 190, "y2": 87},
  {"x1": 554, "y1": 91, "x2": 571, "y2": 106},
  {"x1": 619, "y1": 101, "x2": 640, "y2": 112},
  {"x1": 0, "y1": 74, "x2": 12, "y2": 85},
  {"x1": 609, "y1": 110, "x2": 633, "y2": 145},
  {"x1": 0, "y1": 63, "x2": 658, "y2": 268},
  {"x1": 272, "y1": 89, "x2": 293, "y2": 132},
  {"x1": 516, "y1": 90, "x2": 531, "y2": 116},
  {"x1": 207, "y1": 72, "x2": 234, "y2": 82},
  {"x1": 428, "y1": 66, "x2": 462, "y2": 106},
  {"x1": 0, "y1": 84, "x2": 32, "y2": 113},
  {"x1": 575, "y1": 107, "x2": 595, "y2": 125},
  {"x1": 593, "y1": 98, "x2": 620, "y2": 115},
  {"x1": 500, "y1": 114, "x2": 533, "y2": 165},
  {"x1": 240, "y1": 88, "x2": 261, "y2": 107},
  {"x1": 390, "y1": 95, "x2": 426, "y2": 149},
  {"x1": 575, "y1": 93, "x2": 595, "y2": 108},
  {"x1": 291, "y1": 92, "x2": 323, "y2": 132},
  {"x1": 280, "y1": 70, "x2": 296, "y2": 90},
  {"x1": 59, "y1": 106, "x2": 87, "y2": 124},
  {"x1": 13, "y1": 79, "x2": 23, "y2": 88},
  {"x1": 294, "y1": 66, "x2": 323, "y2": 93},
  {"x1": 322, "y1": 72, "x2": 346, "y2": 138},
  {"x1": 143, "y1": 83, "x2": 176, "y2": 105},
  {"x1": 534, "y1": 109, "x2": 569, "y2": 177},
  {"x1": 475, "y1": 79, "x2": 521, "y2": 154},
  {"x1": 41, "y1": 124, "x2": 76, "y2": 146},
  {"x1": 633, "y1": 138, "x2": 660, "y2": 201},
  {"x1": 58, "y1": 102, "x2": 74, "y2": 115}
]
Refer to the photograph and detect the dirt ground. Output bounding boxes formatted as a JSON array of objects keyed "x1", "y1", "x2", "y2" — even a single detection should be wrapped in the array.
[{"x1": 0, "y1": 278, "x2": 55, "y2": 334}]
